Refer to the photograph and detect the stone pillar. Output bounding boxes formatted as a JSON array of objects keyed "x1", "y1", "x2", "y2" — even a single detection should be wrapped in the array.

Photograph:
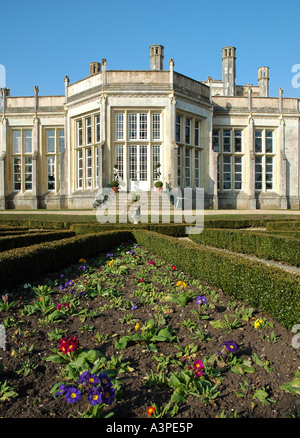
[
  {"x1": 168, "y1": 94, "x2": 177, "y2": 189},
  {"x1": 31, "y1": 115, "x2": 39, "y2": 209},
  {"x1": 0, "y1": 113, "x2": 7, "y2": 210},
  {"x1": 100, "y1": 94, "x2": 107, "y2": 188},
  {"x1": 278, "y1": 116, "x2": 288, "y2": 209},
  {"x1": 208, "y1": 114, "x2": 218, "y2": 209},
  {"x1": 248, "y1": 116, "x2": 256, "y2": 209},
  {"x1": 0, "y1": 151, "x2": 5, "y2": 210}
]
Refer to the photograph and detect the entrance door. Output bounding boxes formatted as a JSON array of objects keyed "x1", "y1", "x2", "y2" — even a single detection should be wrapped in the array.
[{"x1": 128, "y1": 145, "x2": 148, "y2": 191}]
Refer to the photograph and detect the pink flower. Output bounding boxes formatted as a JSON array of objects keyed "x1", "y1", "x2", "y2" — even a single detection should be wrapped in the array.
[
  {"x1": 57, "y1": 302, "x2": 70, "y2": 311},
  {"x1": 148, "y1": 260, "x2": 156, "y2": 266}
]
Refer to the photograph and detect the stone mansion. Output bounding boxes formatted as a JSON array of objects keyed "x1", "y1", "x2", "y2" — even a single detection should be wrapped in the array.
[{"x1": 0, "y1": 45, "x2": 299, "y2": 210}]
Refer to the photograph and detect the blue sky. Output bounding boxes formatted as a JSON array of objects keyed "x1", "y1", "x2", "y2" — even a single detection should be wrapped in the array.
[{"x1": 1, "y1": 0, "x2": 300, "y2": 98}]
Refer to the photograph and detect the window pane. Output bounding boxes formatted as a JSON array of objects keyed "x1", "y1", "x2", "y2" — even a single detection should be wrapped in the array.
[
  {"x1": 213, "y1": 129, "x2": 220, "y2": 152},
  {"x1": 47, "y1": 130, "x2": 55, "y2": 153},
  {"x1": 24, "y1": 157, "x2": 32, "y2": 190},
  {"x1": 77, "y1": 121, "x2": 82, "y2": 147},
  {"x1": 139, "y1": 114, "x2": 148, "y2": 140},
  {"x1": 78, "y1": 150, "x2": 83, "y2": 188},
  {"x1": 129, "y1": 114, "x2": 137, "y2": 140},
  {"x1": 266, "y1": 131, "x2": 273, "y2": 153},
  {"x1": 152, "y1": 113, "x2": 161, "y2": 140},
  {"x1": 195, "y1": 121, "x2": 200, "y2": 147},
  {"x1": 255, "y1": 156, "x2": 262, "y2": 190},
  {"x1": 176, "y1": 115, "x2": 181, "y2": 143},
  {"x1": 86, "y1": 118, "x2": 92, "y2": 145},
  {"x1": 223, "y1": 155, "x2": 231, "y2": 189},
  {"x1": 24, "y1": 130, "x2": 32, "y2": 154},
  {"x1": 13, "y1": 131, "x2": 22, "y2": 154},
  {"x1": 223, "y1": 130, "x2": 231, "y2": 153},
  {"x1": 95, "y1": 115, "x2": 100, "y2": 143},
  {"x1": 115, "y1": 113, "x2": 124, "y2": 140},
  {"x1": 255, "y1": 131, "x2": 262, "y2": 153},
  {"x1": 177, "y1": 147, "x2": 181, "y2": 186},
  {"x1": 195, "y1": 149, "x2": 200, "y2": 187},
  {"x1": 129, "y1": 145, "x2": 137, "y2": 180},
  {"x1": 139, "y1": 145, "x2": 147, "y2": 181},
  {"x1": 115, "y1": 144, "x2": 124, "y2": 179},
  {"x1": 47, "y1": 156, "x2": 55, "y2": 190},
  {"x1": 185, "y1": 118, "x2": 191, "y2": 144},
  {"x1": 185, "y1": 148, "x2": 191, "y2": 187},
  {"x1": 86, "y1": 148, "x2": 92, "y2": 188},
  {"x1": 234, "y1": 130, "x2": 242, "y2": 153},
  {"x1": 58, "y1": 130, "x2": 65, "y2": 152},
  {"x1": 152, "y1": 145, "x2": 161, "y2": 183},
  {"x1": 13, "y1": 157, "x2": 21, "y2": 190}
]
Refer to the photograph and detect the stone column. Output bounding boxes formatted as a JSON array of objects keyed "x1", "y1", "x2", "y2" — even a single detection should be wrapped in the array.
[
  {"x1": 0, "y1": 113, "x2": 7, "y2": 210},
  {"x1": 31, "y1": 114, "x2": 39, "y2": 209},
  {"x1": 278, "y1": 116, "x2": 288, "y2": 209},
  {"x1": 248, "y1": 116, "x2": 256, "y2": 209},
  {"x1": 100, "y1": 94, "x2": 107, "y2": 188},
  {"x1": 208, "y1": 113, "x2": 218, "y2": 209},
  {"x1": 0, "y1": 151, "x2": 6, "y2": 210}
]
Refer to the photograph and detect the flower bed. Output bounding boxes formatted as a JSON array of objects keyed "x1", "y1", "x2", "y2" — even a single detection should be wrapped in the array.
[{"x1": 0, "y1": 240, "x2": 299, "y2": 418}]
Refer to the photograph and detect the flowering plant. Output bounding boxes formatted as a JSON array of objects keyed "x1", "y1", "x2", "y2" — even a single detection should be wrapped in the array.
[{"x1": 53, "y1": 370, "x2": 116, "y2": 418}]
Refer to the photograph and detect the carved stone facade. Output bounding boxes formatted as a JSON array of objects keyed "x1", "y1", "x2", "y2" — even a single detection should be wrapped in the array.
[{"x1": 0, "y1": 45, "x2": 299, "y2": 210}]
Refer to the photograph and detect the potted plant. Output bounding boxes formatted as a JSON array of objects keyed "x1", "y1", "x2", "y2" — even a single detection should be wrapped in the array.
[
  {"x1": 110, "y1": 164, "x2": 120, "y2": 193},
  {"x1": 154, "y1": 163, "x2": 163, "y2": 192},
  {"x1": 154, "y1": 180, "x2": 163, "y2": 192},
  {"x1": 110, "y1": 179, "x2": 119, "y2": 193}
]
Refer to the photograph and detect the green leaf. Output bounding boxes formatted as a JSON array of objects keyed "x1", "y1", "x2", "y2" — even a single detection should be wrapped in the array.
[
  {"x1": 280, "y1": 378, "x2": 300, "y2": 396},
  {"x1": 209, "y1": 320, "x2": 224, "y2": 329},
  {"x1": 44, "y1": 354, "x2": 68, "y2": 364}
]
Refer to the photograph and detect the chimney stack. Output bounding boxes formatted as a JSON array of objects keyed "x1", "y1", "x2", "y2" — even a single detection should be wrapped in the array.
[{"x1": 222, "y1": 46, "x2": 236, "y2": 96}]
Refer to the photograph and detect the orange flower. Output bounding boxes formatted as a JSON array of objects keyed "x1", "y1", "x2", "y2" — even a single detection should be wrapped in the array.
[{"x1": 147, "y1": 406, "x2": 156, "y2": 416}]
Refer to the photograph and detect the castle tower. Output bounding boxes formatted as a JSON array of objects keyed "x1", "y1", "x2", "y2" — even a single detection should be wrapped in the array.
[
  {"x1": 222, "y1": 46, "x2": 236, "y2": 96},
  {"x1": 150, "y1": 45, "x2": 164, "y2": 70},
  {"x1": 258, "y1": 66, "x2": 270, "y2": 97}
]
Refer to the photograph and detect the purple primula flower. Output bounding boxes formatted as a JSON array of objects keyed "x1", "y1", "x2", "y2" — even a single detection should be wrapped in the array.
[
  {"x1": 98, "y1": 373, "x2": 112, "y2": 388},
  {"x1": 220, "y1": 340, "x2": 239, "y2": 353},
  {"x1": 106, "y1": 253, "x2": 114, "y2": 258},
  {"x1": 65, "y1": 386, "x2": 81, "y2": 403},
  {"x1": 77, "y1": 370, "x2": 90, "y2": 385},
  {"x1": 131, "y1": 305, "x2": 138, "y2": 310},
  {"x1": 101, "y1": 386, "x2": 116, "y2": 405},
  {"x1": 55, "y1": 384, "x2": 68, "y2": 398},
  {"x1": 196, "y1": 296, "x2": 208, "y2": 305},
  {"x1": 65, "y1": 280, "x2": 74, "y2": 287},
  {"x1": 78, "y1": 265, "x2": 86, "y2": 271},
  {"x1": 88, "y1": 388, "x2": 103, "y2": 405}
]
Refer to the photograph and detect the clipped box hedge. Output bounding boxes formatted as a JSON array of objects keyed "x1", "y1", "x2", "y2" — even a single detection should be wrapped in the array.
[
  {"x1": 132, "y1": 230, "x2": 300, "y2": 330},
  {"x1": 266, "y1": 220, "x2": 300, "y2": 231},
  {"x1": 71, "y1": 222, "x2": 188, "y2": 237},
  {"x1": 0, "y1": 230, "x2": 75, "y2": 252},
  {"x1": 0, "y1": 230, "x2": 133, "y2": 290},
  {"x1": 189, "y1": 228, "x2": 300, "y2": 267}
]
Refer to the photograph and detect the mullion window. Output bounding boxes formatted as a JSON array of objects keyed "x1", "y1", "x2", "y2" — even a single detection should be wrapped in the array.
[
  {"x1": 254, "y1": 129, "x2": 274, "y2": 191},
  {"x1": 12, "y1": 129, "x2": 33, "y2": 192}
]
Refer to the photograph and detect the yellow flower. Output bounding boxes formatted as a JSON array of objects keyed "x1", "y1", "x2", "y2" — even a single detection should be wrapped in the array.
[
  {"x1": 254, "y1": 318, "x2": 263, "y2": 329},
  {"x1": 176, "y1": 280, "x2": 187, "y2": 288},
  {"x1": 135, "y1": 322, "x2": 140, "y2": 330},
  {"x1": 79, "y1": 258, "x2": 86, "y2": 263},
  {"x1": 108, "y1": 260, "x2": 114, "y2": 267}
]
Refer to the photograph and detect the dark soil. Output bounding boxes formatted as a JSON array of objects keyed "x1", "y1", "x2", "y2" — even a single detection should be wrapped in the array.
[{"x1": 0, "y1": 240, "x2": 299, "y2": 420}]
